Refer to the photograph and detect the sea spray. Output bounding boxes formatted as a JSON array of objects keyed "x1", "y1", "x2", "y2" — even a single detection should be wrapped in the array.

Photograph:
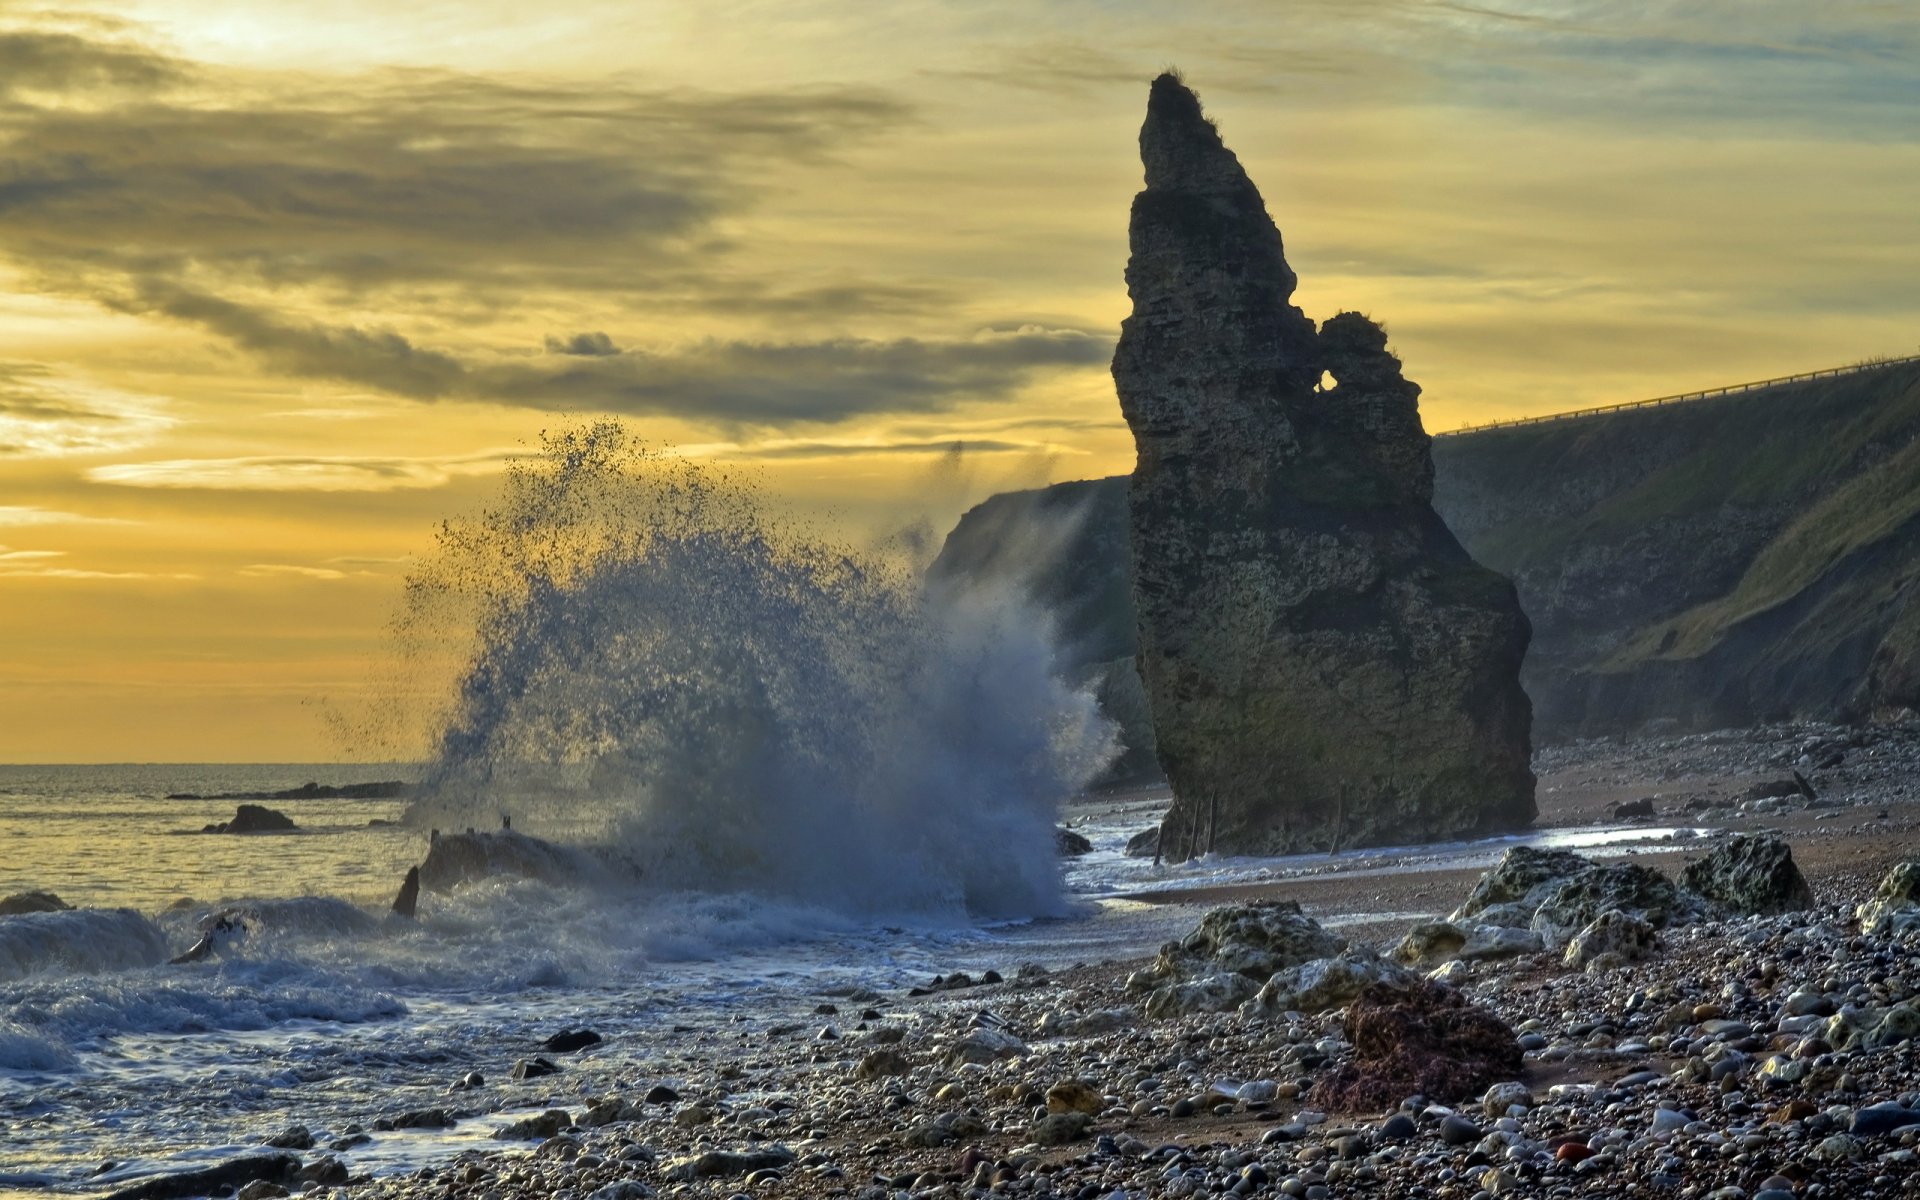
[{"x1": 400, "y1": 423, "x2": 1115, "y2": 919}]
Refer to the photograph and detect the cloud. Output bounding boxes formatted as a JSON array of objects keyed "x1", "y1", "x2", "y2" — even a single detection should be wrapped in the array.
[
  {"x1": 546, "y1": 332, "x2": 621, "y2": 356},
  {"x1": 87, "y1": 449, "x2": 518, "y2": 492},
  {"x1": 239, "y1": 563, "x2": 353, "y2": 580},
  {"x1": 112, "y1": 285, "x2": 1112, "y2": 422},
  {"x1": 682, "y1": 436, "x2": 1080, "y2": 461},
  {"x1": 0, "y1": 362, "x2": 175, "y2": 457},
  {"x1": 0, "y1": 26, "x2": 190, "y2": 99},
  {"x1": 0, "y1": 505, "x2": 134, "y2": 527},
  {"x1": 0, "y1": 35, "x2": 910, "y2": 298},
  {"x1": 0, "y1": 545, "x2": 195, "y2": 580}
]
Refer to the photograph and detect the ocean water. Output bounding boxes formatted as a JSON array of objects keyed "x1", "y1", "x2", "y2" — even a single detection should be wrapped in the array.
[{"x1": 0, "y1": 765, "x2": 1711, "y2": 1195}]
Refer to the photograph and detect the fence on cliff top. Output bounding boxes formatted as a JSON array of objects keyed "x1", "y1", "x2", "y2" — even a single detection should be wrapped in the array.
[{"x1": 1434, "y1": 353, "x2": 1920, "y2": 438}]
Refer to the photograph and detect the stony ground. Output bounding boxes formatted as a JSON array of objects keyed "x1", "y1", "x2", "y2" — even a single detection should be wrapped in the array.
[{"x1": 166, "y1": 720, "x2": 1920, "y2": 1200}]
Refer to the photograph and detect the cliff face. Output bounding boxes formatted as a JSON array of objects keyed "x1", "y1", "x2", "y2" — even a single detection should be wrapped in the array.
[
  {"x1": 1105, "y1": 75, "x2": 1535, "y2": 855},
  {"x1": 929, "y1": 360, "x2": 1920, "y2": 762}
]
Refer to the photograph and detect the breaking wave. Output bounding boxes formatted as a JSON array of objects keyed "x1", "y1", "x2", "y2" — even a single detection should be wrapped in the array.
[{"x1": 397, "y1": 424, "x2": 1114, "y2": 920}]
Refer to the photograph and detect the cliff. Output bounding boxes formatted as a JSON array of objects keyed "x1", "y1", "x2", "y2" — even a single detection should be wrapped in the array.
[{"x1": 932, "y1": 359, "x2": 1920, "y2": 773}]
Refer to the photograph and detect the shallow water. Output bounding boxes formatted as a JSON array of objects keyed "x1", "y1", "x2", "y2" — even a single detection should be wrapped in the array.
[{"x1": 0, "y1": 766, "x2": 1705, "y2": 1193}]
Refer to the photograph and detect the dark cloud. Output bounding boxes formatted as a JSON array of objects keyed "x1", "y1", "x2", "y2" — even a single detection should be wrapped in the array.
[
  {"x1": 0, "y1": 28, "x2": 189, "y2": 98},
  {"x1": 115, "y1": 282, "x2": 1110, "y2": 424},
  {"x1": 0, "y1": 36, "x2": 909, "y2": 298},
  {"x1": 546, "y1": 332, "x2": 621, "y2": 356}
]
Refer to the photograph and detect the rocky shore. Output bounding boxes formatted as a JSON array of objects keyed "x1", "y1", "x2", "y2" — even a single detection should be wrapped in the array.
[{"x1": 112, "y1": 721, "x2": 1920, "y2": 1200}]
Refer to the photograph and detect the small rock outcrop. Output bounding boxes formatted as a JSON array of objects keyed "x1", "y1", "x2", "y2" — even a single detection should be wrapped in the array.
[
  {"x1": 1857, "y1": 861, "x2": 1920, "y2": 936},
  {"x1": 1111, "y1": 74, "x2": 1535, "y2": 857},
  {"x1": 416, "y1": 829, "x2": 590, "y2": 892},
  {"x1": 202, "y1": 804, "x2": 296, "y2": 834},
  {"x1": 1310, "y1": 980, "x2": 1523, "y2": 1110}
]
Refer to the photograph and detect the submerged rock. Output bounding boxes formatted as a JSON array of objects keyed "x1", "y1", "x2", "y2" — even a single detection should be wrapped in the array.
[
  {"x1": 1681, "y1": 834, "x2": 1814, "y2": 916},
  {"x1": 0, "y1": 891, "x2": 70, "y2": 916},
  {"x1": 1111, "y1": 74, "x2": 1535, "y2": 857}
]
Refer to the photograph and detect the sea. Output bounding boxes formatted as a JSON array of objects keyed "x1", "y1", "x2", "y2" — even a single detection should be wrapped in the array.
[{"x1": 0, "y1": 763, "x2": 1708, "y2": 1195}]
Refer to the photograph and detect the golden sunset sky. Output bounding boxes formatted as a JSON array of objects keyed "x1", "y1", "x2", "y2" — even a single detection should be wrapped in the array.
[{"x1": 3, "y1": 1, "x2": 1917, "y2": 760}]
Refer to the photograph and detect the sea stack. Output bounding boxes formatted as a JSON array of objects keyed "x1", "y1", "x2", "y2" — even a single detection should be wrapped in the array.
[{"x1": 1112, "y1": 74, "x2": 1536, "y2": 856}]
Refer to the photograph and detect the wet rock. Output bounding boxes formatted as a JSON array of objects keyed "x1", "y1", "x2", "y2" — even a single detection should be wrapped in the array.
[
  {"x1": 292, "y1": 1159, "x2": 347, "y2": 1187},
  {"x1": 417, "y1": 828, "x2": 588, "y2": 892},
  {"x1": 664, "y1": 1147, "x2": 796, "y2": 1182},
  {"x1": 1245, "y1": 950, "x2": 1414, "y2": 1015},
  {"x1": 511, "y1": 1056, "x2": 560, "y2": 1080},
  {"x1": 1124, "y1": 827, "x2": 1161, "y2": 858},
  {"x1": 541, "y1": 1029, "x2": 603, "y2": 1054},
  {"x1": 102, "y1": 1155, "x2": 299, "y2": 1200},
  {"x1": 643, "y1": 1084, "x2": 681, "y2": 1103},
  {"x1": 260, "y1": 1125, "x2": 312, "y2": 1151},
  {"x1": 1680, "y1": 835, "x2": 1814, "y2": 916},
  {"x1": 1110, "y1": 73, "x2": 1535, "y2": 857},
  {"x1": 1056, "y1": 827, "x2": 1094, "y2": 857},
  {"x1": 374, "y1": 1108, "x2": 455, "y2": 1131},
  {"x1": 1310, "y1": 980, "x2": 1523, "y2": 1110},
  {"x1": 1856, "y1": 861, "x2": 1920, "y2": 936},
  {"x1": 495, "y1": 1109, "x2": 572, "y2": 1140},
  {"x1": 235, "y1": 1183, "x2": 287, "y2": 1200},
  {"x1": 1563, "y1": 909, "x2": 1659, "y2": 970},
  {"x1": 0, "y1": 891, "x2": 70, "y2": 916},
  {"x1": 202, "y1": 804, "x2": 296, "y2": 834}
]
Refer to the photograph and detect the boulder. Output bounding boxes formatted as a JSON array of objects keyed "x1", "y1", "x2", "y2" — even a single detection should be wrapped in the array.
[
  {"x1": 1528, "y1": 862, "x2": 1702, "y2": 948},
  {"x1": 1244, "y1": 950, "x2": 1414, "y2": 1016},
  {"x1": 1392, "y1": 920, "x2": 1541, "y2": 969},
  {"x1": 1056, "y1": 827, "x2": 1094, "y2": 856},
  {"x1": 102, "y1": 1155, "x2": 299, "y2": 1200},
  {"x1": 1310, "y1": 980, "x2": 1523, "y2": 1110},
  {"x1": 1856, "y1": 861, "x2": 1920, "y2": 936},
  {"x1": 1111, "y1": 74, "x2": 1534, "y2": 857},
  {"x1": 417, "y1": 829, "x2": 590, "y2": 892},
  {"x1": 904, "y1": 1111, "x2": 987, "y2": 1148},
  {"x1": 1142, "y1": 971, "x2": 1260, "y2": 1019},
  {"x1": 1132, "y1": 900, "x2": 1347, "y2": 990},
  {"x1": 1562, "y1": 909, "x2": 1659, "y2": 970},
  {"x1": 664, "y1": 1147, "x2": 795, "y2": 1183},
  {"x1": 1030, "y1": 1112, "x2": 1094, "y2": 1146},
  {"x1": 1123, "y1": 826, "x2": 1161, "y2": 858},
  {"x1": 1449, "y1": 846, "x2": 1594, "y2": 924},
  {"x1": 1681, "y1": 835, "x2": 1814, "y2": 916},
  {"x1": 1826, "y1": 1003, "x2": 1920, "y2": 1051}
]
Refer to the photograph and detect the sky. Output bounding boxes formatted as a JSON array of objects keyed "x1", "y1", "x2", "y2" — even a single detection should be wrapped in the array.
[{"x1": 2, "y1": 0, "x2": 1917, "y2": 761}]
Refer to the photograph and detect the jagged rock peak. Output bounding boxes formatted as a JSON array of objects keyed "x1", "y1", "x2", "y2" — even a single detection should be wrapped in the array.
[{"x1": 1140, "y1": 72, "x2": 1254, "y2": 195}]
